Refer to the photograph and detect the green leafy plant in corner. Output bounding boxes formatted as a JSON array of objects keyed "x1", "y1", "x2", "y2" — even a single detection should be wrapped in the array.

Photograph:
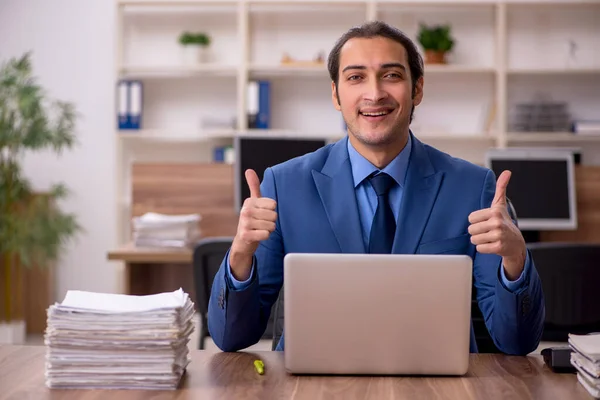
[
  {"x1": 0, "y1": 52, "x2": 81, "y2": 322},
  {"x1": 178, "y1": 31, "x2": 211, "y2": 47},
  {"x1": 417, "y1": 23, "x2": 455, "y2": 52}
]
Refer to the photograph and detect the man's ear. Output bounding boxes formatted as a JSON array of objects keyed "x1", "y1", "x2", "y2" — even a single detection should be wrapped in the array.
[
  {"x1": 412, "y1": 76, "x2": 424, "y2": 107},
  {"x1": 331, "y1": 81, "x2": 341, "y2": 111}
]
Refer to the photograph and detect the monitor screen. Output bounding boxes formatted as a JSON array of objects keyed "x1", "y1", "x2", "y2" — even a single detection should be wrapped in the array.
[
  {"x1": 234, "y1": 135, "x2": 328, "y2": 211},
  {"x1": 485, "y1": 149, "x2": 577, "y2": 230}
]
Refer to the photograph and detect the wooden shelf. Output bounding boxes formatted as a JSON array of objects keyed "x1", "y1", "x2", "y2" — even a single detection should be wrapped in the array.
[
  {"x1": 424, "y1": 65, "x2": 496, "y2": 74},
  {"x1": 239, "y1": 129, "x2": 344, "y2": 140},
  {"x1": 507, "y1": 132, "x2": 600, "y2": 142},
  {"x1": 119, "y1": 129, "x2": 237, "y2": 141},
  {"x1": 118, "y1": 129, "x2": 346, "y2": 141},
  {"x1": 119, "y1": 64, "x2": 238, "y2": 78},
  {"x1": 415, "y1": 133, "x2": 497, "y2": 141},
  {"x1": 377, "y1": 0, "x2": 497, "y2": 5},
  {"x1": 505, "y1": 0, "x2": 600, "y2": 5},
  {"x1": 248, "y1": 0, "x2": 367, "y2": 5},
  {"x1": 118, "y1": 0, "x2": 238, "y2": 5},
  {"x1": 508, "y1": 68, "x2": 600, "y2": 75},
  {"x1": 116, "y1": 0, "x2": 600, "y2": 6},
  {"x1": 249, "y1": 64, "x2": 328, "y2": 78}
]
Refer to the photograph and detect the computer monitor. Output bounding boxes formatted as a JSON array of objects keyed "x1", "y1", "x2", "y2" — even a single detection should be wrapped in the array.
[
  {"x1": 485, "y1": 148, "x2": 577, "y2": 230},
  {"x1": 234, "y1": 135, "x2": 328, "y2": 212}
]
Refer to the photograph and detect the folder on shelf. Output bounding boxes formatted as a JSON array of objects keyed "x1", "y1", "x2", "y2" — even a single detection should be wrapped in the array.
[
  {"x1": 116, "y1": 79, "x2": 143, "y2": 130},
  {"x1": 117, "y1": 80, "x2": 129, "y2": 130},
  {"x1": 247, "y1": 80, "x2": 270, "y2": 129},
  {"x1": 129, "y1": 80, "x2": 143, "y2": 130}
]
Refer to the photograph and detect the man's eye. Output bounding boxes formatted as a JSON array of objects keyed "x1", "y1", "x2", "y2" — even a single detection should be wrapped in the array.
[
  {"x1": 348, "y1": 75, "x2": 361, "y2": 81},
  {"x1": 385, "y1": 73, "x2": 402, "y2": 79}
]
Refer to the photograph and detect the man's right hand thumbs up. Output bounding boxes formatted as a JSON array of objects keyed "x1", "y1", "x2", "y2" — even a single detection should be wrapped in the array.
[{"x1": 230, "y1": 169, "x2": 278, "y2": 281}]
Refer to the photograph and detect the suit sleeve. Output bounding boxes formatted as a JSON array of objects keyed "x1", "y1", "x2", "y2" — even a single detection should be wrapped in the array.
[
  {"x1": 207, "y1": 167, "x2": 285, "y2": 352},
  {"x1": 472, "y1": 169, "x2": 546, "y2": 355}
]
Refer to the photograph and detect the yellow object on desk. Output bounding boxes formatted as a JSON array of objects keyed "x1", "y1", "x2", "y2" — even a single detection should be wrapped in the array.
[{"x1": 254, "y1": 359, "x2": 265, "y2": 375}]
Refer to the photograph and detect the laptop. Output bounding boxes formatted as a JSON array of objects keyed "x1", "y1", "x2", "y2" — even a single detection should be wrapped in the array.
[{"x1": 283, "y1": 253, "x2": 473, "y2": 376}]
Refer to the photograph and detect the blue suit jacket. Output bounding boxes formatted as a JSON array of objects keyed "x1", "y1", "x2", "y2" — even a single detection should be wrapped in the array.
[{"x1": 208, "y1": 134, "x2": 545, "y2": 355}]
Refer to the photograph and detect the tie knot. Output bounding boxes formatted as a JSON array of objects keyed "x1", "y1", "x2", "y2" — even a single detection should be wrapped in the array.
[{"x1": 368, "y1": 172, "x2": 395, "y2": 196}]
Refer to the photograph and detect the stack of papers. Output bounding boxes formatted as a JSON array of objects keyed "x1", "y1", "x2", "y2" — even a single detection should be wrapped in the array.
[
  {"x1": 569, "y1": 333, "x2": 600, "y2": 398},
  {"x1": 132, "y1": 212, "x2": 201, "y2": 248},
  {"x1": 45, "y1": 288, "x2": 195, "y2": 390}
]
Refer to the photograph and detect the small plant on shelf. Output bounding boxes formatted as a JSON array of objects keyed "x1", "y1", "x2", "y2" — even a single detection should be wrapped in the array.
[
  {"x1": 178, "y1": 31, "x2": 212, "y2": 64},
  {"x1": 417, "y1": 23, "x2": 455, "y2": 64},
  {"x1": 178, "y1": 32, "x2": 211, "y2": 47}
]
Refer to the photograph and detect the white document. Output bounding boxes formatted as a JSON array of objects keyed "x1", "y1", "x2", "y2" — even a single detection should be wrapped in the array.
[
  {"x1": 44, "y1": 288, "x2": 195, "y2": 390},
  {"x1": 569, "y1": 333, "x2": 600, "y2": 362},
  {"x1": 60, "y1": 288, "x2": 188, "y2": 313}
]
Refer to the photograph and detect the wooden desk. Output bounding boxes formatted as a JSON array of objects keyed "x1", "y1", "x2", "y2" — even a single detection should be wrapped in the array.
[
  {"x1": 0, "y1": 345, "x2": 590, "y2": 400},
  {"x1": 107, "y1": 242, "x2": 197, "y2": 297}
]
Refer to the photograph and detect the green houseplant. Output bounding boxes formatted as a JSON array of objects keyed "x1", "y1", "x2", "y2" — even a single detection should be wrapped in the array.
[
  {"x1": 178, "y1": 31, "x2": 212, "y2": 64},
  {"x1": 417, "y1": 23, "x2": 455, "y2": 64},
  {"x1": 0, "y1": 52, "x2": 80, "y2": 343}
]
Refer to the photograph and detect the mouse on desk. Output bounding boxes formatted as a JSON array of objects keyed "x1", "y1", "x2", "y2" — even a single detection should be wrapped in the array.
[{"x1": 541, "y1": 347, "x2": 577, "y2": 373}]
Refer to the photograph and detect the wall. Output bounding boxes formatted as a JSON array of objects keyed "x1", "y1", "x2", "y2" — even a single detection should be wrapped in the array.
[{"x1": 0, "y1": 0, "x2": 119, "y2": 300}]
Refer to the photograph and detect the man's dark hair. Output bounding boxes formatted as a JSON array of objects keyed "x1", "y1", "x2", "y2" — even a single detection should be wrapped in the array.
[{"x1": 327, "y1": 21, "x2": 424, "y2": 122}]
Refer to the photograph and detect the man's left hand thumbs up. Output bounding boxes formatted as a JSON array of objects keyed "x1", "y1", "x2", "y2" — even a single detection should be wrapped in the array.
[
  {"x1": 491, "y1": 170, "x2": 511, "y2": 208},
  {"x1": 468, "y1": 170, "x2": 527, "y2": 280}
]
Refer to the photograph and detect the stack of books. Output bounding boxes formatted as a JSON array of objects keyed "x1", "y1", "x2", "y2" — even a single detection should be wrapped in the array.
[
  {"x1": 45, "y1": 288, "x2": 195, "y2": 390},
  {"x1": 569, "y1": 333, "x2": 600, "y2": 398},
  {"x1": 132, "y1": 212, "x2": 201, "y2": 248}
]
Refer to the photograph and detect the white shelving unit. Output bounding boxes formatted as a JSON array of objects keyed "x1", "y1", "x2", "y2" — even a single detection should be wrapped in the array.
[{"x1": 114, "y1": 0, "x2": 600, "y2": 244}]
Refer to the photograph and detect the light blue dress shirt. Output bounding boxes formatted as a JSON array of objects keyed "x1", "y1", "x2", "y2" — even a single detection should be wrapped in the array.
[{"x1": 227, "y1": 135, "x2": 527, "y2": 291}]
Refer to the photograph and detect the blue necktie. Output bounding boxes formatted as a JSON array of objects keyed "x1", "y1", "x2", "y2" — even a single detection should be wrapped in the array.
[{"x1": 368, "y1": 172, "x2": 396, "y2": 254}]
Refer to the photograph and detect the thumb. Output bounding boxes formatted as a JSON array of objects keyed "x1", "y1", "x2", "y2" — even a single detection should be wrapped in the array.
[
  {"x1": 245, "y1": 169, "x2": 262, "y2": 198},
  {"x1": 492, "y1": 170, "x2": 511, "y2": 207}
]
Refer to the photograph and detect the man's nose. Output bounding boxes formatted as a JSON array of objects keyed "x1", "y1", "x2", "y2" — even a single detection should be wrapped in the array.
[{"x1": 364, "y1": 79, "x2": 388, "y2": 103}]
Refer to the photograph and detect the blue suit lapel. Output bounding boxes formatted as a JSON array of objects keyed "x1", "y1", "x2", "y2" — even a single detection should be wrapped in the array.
[
  {"x1": 392, "y1": 134, "x2": 444, "y2": 254},
  {"x1": 312, "y1": 137, "x2": 366, "y2": 254}
]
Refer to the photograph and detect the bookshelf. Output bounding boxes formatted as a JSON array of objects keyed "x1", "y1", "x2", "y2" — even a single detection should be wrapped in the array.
[{"x1": 114, "y1": 0, "x2": 600, "y2": 243}]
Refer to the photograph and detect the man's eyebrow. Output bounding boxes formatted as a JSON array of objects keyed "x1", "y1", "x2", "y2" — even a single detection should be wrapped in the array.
[
  {"x1": 381, "y1": 63, "x2": 407, "y2": 71},
  {"x1": 341, "y1": 63, "x2": 407, "y2": 73},
  {"x1": 342, "y1": 65, "x2": 366, "y2": 73}
]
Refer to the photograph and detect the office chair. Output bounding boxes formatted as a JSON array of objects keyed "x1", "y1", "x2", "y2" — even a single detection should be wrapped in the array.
[
  {"x1": 271, "y1": 198, "x2": 520, "y2": 352},
  {"x1": 192, "y1": 237, "x2": 275, "y2": 349},
  {"x1": 526, "y1": 242, "x2": 600, "y2": 342},
  {"x1": 192, "y1": 237, "x2": 234, "y2": 349}
]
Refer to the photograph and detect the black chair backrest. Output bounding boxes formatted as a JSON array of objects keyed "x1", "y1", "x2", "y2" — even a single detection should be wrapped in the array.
[
  {"x1": 193, "y1": 236, "x2": 276, "y2": 349},
  {"x1": 193, "y1": 237, "x2": 234, "y2": 349},
  {"x1": 193, "y1": 237, "x2": 234, "y2": 315},
  {"x1": 526, "y1": 242, "x2": 600, "y2": 341},
  {"x1": 271, "y1": 198, "x2": 520, "y2": 352}
]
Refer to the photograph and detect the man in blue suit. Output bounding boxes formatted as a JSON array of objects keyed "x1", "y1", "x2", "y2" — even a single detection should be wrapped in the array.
[{"x1": 208, "y1": 21, "x2": 545, "y2": 355}]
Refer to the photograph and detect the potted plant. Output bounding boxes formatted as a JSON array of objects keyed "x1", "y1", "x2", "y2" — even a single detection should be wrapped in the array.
[
  {"x1": 178, "y1": 31, "x2": 212, "y2": 65},
  {"x1": 0, "y1": 53, "x2": 80, "y2": 343},
  {"x1": 417, "y1": 23, "x2": 455, "y2": 64}
]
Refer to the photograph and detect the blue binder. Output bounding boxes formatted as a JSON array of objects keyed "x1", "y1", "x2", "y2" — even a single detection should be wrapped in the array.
[
  {"x1": 247, "y1": 80, "x2": 270, "y2": 129},
  {"x1": 117, "y1": 80, "x2": 143, "y2": 130},
  {"x1": 256, "y1": 80, "x2": 270, "y2": 129},
  {"x1": 129, "y1": 80, "x2": 143, "y2": 130},
  {"x1": 117, "y1": 80, "x2": 129, "y2": 129}
]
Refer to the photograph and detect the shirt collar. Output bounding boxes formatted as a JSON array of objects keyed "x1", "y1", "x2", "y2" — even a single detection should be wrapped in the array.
[{"x1": 347, "y1": 133, "x2": 412, "y2": 189}]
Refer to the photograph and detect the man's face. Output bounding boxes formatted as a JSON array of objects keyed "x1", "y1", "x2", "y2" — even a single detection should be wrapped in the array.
[{"x1": 332, "y1": 36, "x2": 423, "y2": 147}]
